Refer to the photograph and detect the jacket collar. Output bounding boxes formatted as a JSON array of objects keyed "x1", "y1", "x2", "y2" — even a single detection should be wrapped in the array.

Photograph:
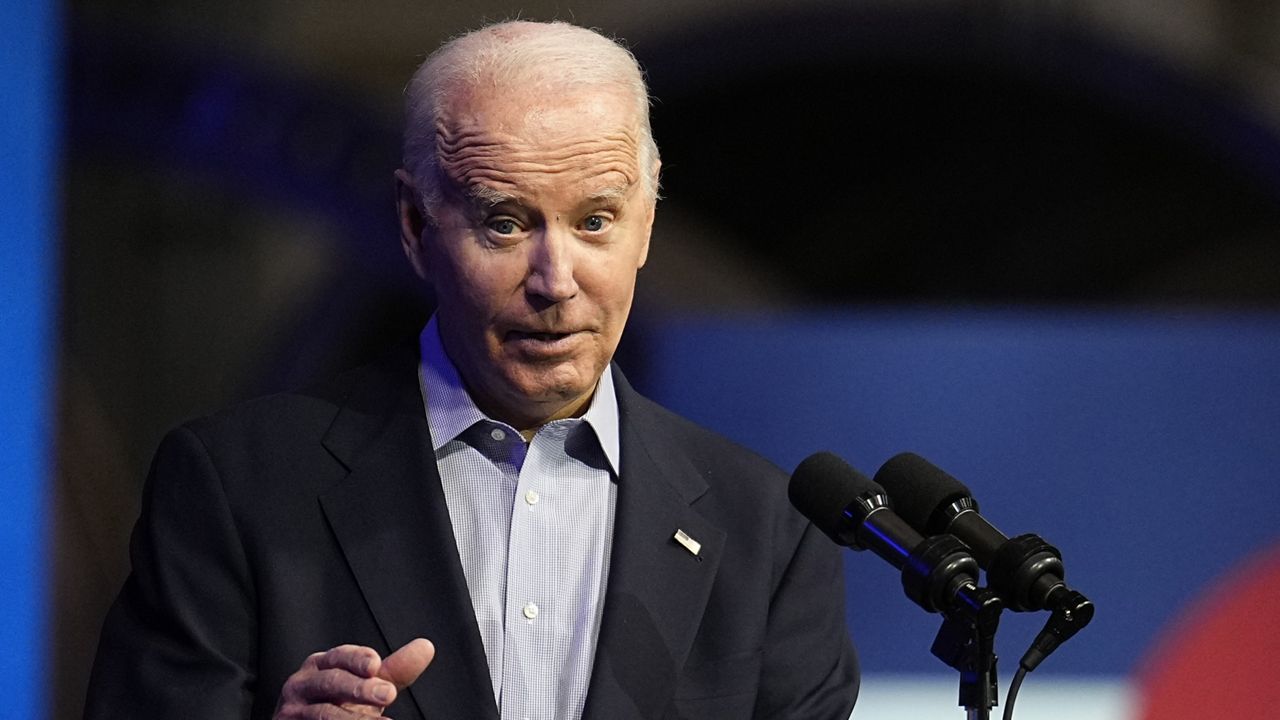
[{"x1": 581, "y1": 367, "x2": 726, "y2": 720}]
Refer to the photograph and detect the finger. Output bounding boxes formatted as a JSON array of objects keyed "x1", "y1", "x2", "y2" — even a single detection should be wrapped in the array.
[
  {"x1": 277, "y1": 701, "x2": 390, "y2": 720},
  {"x1": 314, "y1": 644, "x2": 384, "y2": 677},
  {"x1": 378, "y1": 638, "x2": 435, "y2": 690},
  {"x1": 292, "y1": 668, "x2": 397, "y2": 707},
  {"x1": 338, "y1": 700, "x2": 388, "y2": 717}
]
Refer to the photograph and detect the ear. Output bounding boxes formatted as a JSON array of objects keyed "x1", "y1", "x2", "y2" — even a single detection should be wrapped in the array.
[
  {"x1": 637, "y1": 159, "x2": 660, "y2": 269},
  {"x1": 637, "y1": 200, "x2": 654, "y2": 270},
  {"x1": 395, "y1": 168, "x2": 431, "y2": 279}
]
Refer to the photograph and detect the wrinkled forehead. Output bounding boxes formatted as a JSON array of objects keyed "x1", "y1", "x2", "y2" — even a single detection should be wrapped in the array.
[
  {"x1": 434, "y1": 86, "x2": 646, "y2": 198},
  {"x1": 441, "y1": 82, "x2": 640, "y2": 144}
]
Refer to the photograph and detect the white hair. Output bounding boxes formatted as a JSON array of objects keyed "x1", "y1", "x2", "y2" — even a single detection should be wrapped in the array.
[{"x1": 402, "y1": 21, "x2": 661, "y2": 221}]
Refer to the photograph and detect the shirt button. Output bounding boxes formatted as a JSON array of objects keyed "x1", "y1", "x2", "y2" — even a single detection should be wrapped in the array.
[
  {"x1": 490, "y1": 428, "x2": 506, "y2": 441},
  {"x1": 523, "y1": 602, "x2": 539, "y2": 620},
  {"x1": 525, "y1": 490, "x2": 540, "y2": 506}
]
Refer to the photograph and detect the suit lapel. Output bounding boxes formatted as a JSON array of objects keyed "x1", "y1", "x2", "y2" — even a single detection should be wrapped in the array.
[
  {"x1": 583, "y1": 369, "x2": 726, "y2": 720},
  {"x1": 317, "y1": 344, "x2": 498, "y2": 720}
]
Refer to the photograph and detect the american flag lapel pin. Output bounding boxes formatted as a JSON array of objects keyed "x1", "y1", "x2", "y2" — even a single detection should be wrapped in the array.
[{"x1": 673, "y1": 529, "x2": 701, "y2": 557}]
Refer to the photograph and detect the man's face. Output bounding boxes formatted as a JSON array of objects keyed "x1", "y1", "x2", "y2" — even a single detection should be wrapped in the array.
[{"x1": 398, "y1": 87, "x2": 655, "y2": 431}]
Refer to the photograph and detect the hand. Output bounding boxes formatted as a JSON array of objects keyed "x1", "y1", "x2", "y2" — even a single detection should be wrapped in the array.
[{"x1": 273, "y1": 638, "x2": 435, "y2": 719}]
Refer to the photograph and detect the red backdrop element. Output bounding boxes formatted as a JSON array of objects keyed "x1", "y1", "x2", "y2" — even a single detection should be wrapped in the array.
[{"x1": 1138, "y1": 542, "x2": 1280, "y2": 719}]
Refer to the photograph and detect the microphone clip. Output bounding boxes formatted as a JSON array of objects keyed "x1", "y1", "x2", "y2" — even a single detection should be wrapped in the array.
[{"x1": 930, "y1": 586, "x2": 1003, "y2": 716}]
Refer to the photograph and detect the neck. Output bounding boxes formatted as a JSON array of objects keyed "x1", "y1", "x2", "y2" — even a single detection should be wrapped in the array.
[{"x1": 471, "y1": 385, "x2": 596, "y2": 442}]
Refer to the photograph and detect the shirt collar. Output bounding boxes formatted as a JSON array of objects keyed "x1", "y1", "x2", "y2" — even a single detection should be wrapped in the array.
[{"x1": 417, "y1": 316, "x2": 621, "y2": 474}]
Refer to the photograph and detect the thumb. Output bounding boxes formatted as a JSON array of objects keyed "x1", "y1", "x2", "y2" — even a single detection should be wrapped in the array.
[{"x1": 378, "y1": 638, "x2": 435, "y2": 690}]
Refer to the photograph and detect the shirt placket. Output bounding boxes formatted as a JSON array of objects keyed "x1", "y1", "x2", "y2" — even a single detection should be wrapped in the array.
[{"x1": 501, "y1": 421, "x2": 568, "y2": 720}]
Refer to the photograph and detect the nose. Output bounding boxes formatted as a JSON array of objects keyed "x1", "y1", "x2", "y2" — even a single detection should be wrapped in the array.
[{"x1": 525, "y1": 226, "x2": 579, "y2": 303}]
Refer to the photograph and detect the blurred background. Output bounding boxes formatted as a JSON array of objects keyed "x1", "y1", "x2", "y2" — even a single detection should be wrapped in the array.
[{"x1": 7, "y1": 0, "x2": 1280, "y2": 718}]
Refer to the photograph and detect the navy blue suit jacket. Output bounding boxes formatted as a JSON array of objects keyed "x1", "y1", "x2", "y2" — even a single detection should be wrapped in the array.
[{"x1": 85, "y1": 342, "x2": 858, "y2": 719}]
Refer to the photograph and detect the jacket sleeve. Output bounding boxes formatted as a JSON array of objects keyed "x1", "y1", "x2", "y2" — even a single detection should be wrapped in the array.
[
  {"x1": 754, "y1": 519, "x2": 859, "y2": 719},
  {"x1": 84, "y1": 425, "x2": 259, "y2": 719}
]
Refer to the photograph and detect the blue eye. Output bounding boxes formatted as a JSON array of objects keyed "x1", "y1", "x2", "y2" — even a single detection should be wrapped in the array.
[
  {"x1": 583, "y1": 215, "x2": 606, "y2": 232},
  {"x1": 490, "y1": 219, "x2": 518, "y2": 235}
]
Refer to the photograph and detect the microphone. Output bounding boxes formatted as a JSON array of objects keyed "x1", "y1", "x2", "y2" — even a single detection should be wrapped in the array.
[
  {"x1": 874, "y1": 452, "x2": 1094, "y2": 668},
  {"x1": 789, "y1": 452, "x2": 1000, "y2": 623}
]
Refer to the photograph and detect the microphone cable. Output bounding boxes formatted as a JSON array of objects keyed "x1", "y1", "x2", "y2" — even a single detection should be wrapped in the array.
[{"x1": 1002, "y1": 665, "x2": 1028, "y2": 720}]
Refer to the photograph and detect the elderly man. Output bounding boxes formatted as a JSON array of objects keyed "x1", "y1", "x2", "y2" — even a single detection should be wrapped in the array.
[{"x1": 85, "y1": 21, "x2": 857, "y2": 720}]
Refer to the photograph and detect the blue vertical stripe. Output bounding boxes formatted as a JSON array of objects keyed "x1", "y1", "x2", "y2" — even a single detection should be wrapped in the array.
[{"x1": 0, "y1": 0, "x2": 58, "y2": 716}]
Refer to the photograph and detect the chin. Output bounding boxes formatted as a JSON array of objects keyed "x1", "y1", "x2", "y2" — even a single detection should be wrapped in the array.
[{"x1": 507, "y1": 362, "x2": 600, "y2": 403}]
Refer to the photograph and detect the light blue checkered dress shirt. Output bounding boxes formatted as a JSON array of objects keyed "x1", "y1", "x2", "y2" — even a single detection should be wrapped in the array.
[{"x1": 417, "y1": 318, "x2": 619, "y2": 720}]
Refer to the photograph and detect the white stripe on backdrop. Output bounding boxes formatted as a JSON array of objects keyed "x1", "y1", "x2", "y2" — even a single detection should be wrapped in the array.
[{"x1": 851, "y1": 675, "x2": 1134, "y2": 720}]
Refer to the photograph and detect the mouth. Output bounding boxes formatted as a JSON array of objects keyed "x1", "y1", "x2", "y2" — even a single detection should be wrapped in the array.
[
  {"x1": 505, "y1": 328, "x2": 586, "y2": 357},
  {"x1": 510, "y1": 331, "x2": 571, "y2": 342}
]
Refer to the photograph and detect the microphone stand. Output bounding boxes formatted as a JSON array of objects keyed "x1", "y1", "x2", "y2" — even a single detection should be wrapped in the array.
[{"x1": 930, "y1": 585, "x2": 1003, "y2": 720}]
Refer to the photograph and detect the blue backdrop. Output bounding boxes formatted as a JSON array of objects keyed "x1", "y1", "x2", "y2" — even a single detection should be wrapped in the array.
[{"x1": 642, "y1": 308, "x2": 1280, "y2": 678}]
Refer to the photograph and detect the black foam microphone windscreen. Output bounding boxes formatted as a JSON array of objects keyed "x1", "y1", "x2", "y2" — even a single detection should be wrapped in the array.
[
  {"x1": 874, "y1": 451, "x2": 972, "y2": 536},
  {"x1": 789, "y1": 451, "x2": 880, "y2": 541}
]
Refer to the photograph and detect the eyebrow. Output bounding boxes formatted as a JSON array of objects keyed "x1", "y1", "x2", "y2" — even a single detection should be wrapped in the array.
[
  {"x1": 461, "y1": 182, "x2": 634, "y2": 213},
  {"x1": 586, "y1": 185, "x2": 630, "y2": 204},
  {"x1": 467, "y1": 184, "x2": 516, "y2": 208}
]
